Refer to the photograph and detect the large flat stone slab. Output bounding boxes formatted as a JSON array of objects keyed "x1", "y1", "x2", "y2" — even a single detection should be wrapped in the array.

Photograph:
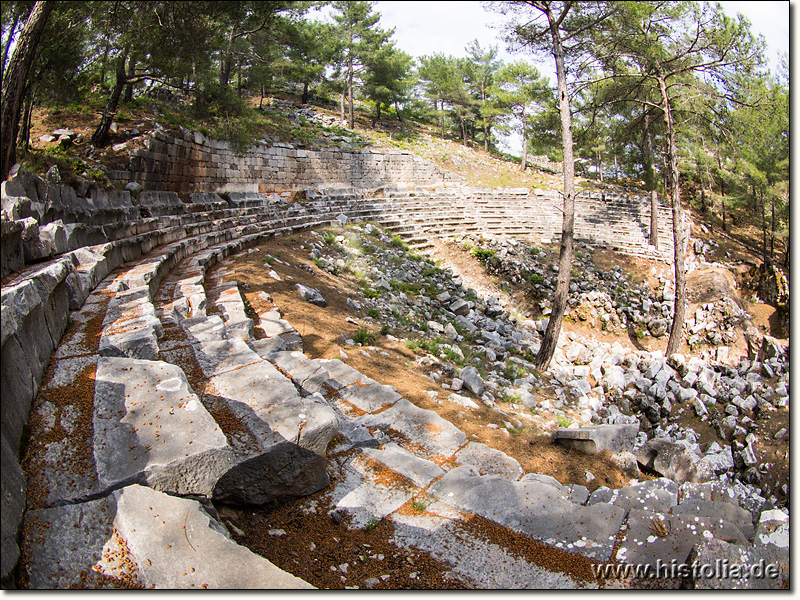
[
  {"x1": 206, "y1": 361, "x2": 336, "y2": 456},
  {"x1": 338, "y1": 380, "x2": 403, "y2": 415},
  {"x1": 428, "y1": 466, "x2": 625, "y2": 561},
  {"x1": 686, "y1": 538, "x2": 788, "y2": 589},
  {"x1": 551, "y1": 423, "x2": 638, "y2": 455},
  {"x1": 22, "y1": 485, "x2": 312, "y2": 589},
  {"x1": 98, "y1": 287, "x2": 162, "y2": 360},
  {"x1": 94, "y1": 357, "x2": 234, "y2": 497},
  {"x1": 362, "y1": 442, "x2": 445, "y2": 487},
  {"x1": 354, "y1": 398, "x2": 467, "y2": 464},
  {"x1": 326, "y1": 450, "x2": 420, "y2": 529},
  {"x1": 209, "y1": 282, "x2": 253, "y2": 340},
  {"x1": 190, "y1": 337, "x2": 262, "y2": 378},
  {"x1": 617, "y1": 508, "x2": 749, "y2": 569},
  {"x1": 450, "y1": 442, "x2": 524, "y2": 480}
]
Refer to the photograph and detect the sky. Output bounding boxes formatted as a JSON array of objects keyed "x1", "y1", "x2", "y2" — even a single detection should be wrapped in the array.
[
  {"x1": 372, "y1": 1, "x2": 791, "y2": 77},
  {"x1": 362, "y1": 1, "x2": 792, "y2": 155}
]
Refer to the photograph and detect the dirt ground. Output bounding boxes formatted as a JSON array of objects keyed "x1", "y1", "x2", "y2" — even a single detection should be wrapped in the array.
[{"x1": 219, "y1": 232, "x2": 644, "y2": 493}]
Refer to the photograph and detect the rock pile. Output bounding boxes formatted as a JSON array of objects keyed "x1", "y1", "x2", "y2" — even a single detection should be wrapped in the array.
[{"x1": 306, "y1": 225, "x2": 788, "y2": 512}]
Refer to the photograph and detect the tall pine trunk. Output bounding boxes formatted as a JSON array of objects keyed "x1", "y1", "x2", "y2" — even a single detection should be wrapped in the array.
[
  {"x1": 348, "y1": 58, "x2": 354, "y2": 129},
  {"x1": 340, "y1": 80, "x2": 346, "y2": 124},
  {"x1": 534, "y1": 5, "x2": 575, "y2": 372},
  {"x1": 1, "y1": 0, "x2": 55, "y2": 180},
  {"x1": 658, "y1": 73, "x2": 687, "y2": 358},
  {"x1": 91, "y1": 48, "x2": 128, "y2": 148},
  {"x1": 123, "y1": 54, "x2": 136, "y2": 103},
  {"x1": 644, "y1": 109, "x2": 660, "y2": 248}
]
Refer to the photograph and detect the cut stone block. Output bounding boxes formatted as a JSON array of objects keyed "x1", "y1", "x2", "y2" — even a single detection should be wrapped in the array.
[
  {"x1": 362, "y1": 442, "x2": 445, "y2": 487},
  {"x1": 617, "y1": 508, "x2": 749, "y2": 570},
  {"x1": 671, "y1": 499, "x2": 754, "y2": 539},
  {"x1": 686, "y1": 538, "x2": 788, "y2": 589},
  {"x1": 429, "y1": 466, "x2": 625, "y2": 562},
  {"x1": 23, "y1": 485, "x2": 313, "y2": 589},
  {"x1": 94, "y1": 357, "x2": 234, "y2": 497},
  {"x1": 328, "y1": 451, "x2": 419, "y2": 530},
  {"x1": 636, "y1": 439, "x2": 703, "y2": 483},
  {"x1": 551, "y1": 423, "x2": 639, "y2": 455},
  {"x1": 355, "y1": 398, "x2": 467, "y2": 464},
  {"x1": 451, "y1": 442, "x2": 524, "y2": 480},
  {"x1": 338, "y1": 379, "x2": 402, "y2": 414}
]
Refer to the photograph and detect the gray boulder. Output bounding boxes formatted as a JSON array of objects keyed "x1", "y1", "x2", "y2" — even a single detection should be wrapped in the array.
[
  {"x1": 459, "y1": 366, "x2": 484, "y2": 396},
  {"x1": 636, "y1": 438, "x2": 704, "y2": 483},
  {"x1": 295, "y1": 284, "x2": 327, "y2": 307}
]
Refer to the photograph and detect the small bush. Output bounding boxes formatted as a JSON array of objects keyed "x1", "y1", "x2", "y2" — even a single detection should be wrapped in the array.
[
  {"x1": 471, "y1": 247, "x2": 495, "y2": 262},
  {"x1": 528, "y1": 273, "x2": 544, "y2": 285},
  {"x1": 380, "y1": 324, "x2": 390, "y2": 335},
  {"x1": 390, "y1": 235, "x2": 409, "y2": 251},
  {"x1": 367, "y1": 307, "x2": 380, "y2": 319},
  {"x1": 352, "y1": 327, "x2": 376, "y2": 346},
  {"x1": 323, "y1": 232, "x2": 336, "y2": 245},
  {"x1": 557, "y1": 415, "x2": 572, "y2": 428}
]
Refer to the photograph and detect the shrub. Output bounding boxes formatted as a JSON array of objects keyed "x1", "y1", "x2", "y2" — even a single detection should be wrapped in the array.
[
  {"x1": 471, "y1": 247, "x2": 495, "y2": 262},
  {"x1": 352, "y1": 327, "x2": 376, "y2": 346},
  {"x1": 367, "y1": 307, "x2": 380, "y2": 319},
  {"x1": 390, "y1": 235, "x2": 409, "y2": 251}
]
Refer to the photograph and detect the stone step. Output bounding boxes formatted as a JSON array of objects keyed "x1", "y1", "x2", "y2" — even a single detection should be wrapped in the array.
[{"x1": 22, "y1": 484, "x2": 311, "y2": 589}]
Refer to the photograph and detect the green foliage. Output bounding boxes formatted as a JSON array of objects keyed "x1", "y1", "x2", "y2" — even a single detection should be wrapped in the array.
[
  {"x1": 380, "y1": 324, "x2": 390, "y2": 335},
  {"x1": 390, "y1": 235, "x2": 409, "y2": 251},
  {"x1": 367, "y1": 307, "x2": 380, "y2": 319},
  {"x1": 410, "y1": 496, "x2": 430, "y2": 513},
  {"x1": 557, "y1": 415, "x2": 572, "y2": 429},
  {"x1": 471, "y1": 247, "x2": 495, "y2": 262},
  {"x1": 352, "y1": 327, "x2": 376, "y2": 345},
  {"x1": 365, "y1": 516, "x2": 380, "y2": 531},
  {"x1": 528, "y1": 273, "x2": 544, "y2": 285},
  {"x1": 323, "y1": 232, "x2": 337, "y2": 245}
]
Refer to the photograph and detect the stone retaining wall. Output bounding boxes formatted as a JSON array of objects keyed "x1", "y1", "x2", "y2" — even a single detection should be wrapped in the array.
[{"x1": 106, "y1": 131, "x2": 462, "y2": 194}]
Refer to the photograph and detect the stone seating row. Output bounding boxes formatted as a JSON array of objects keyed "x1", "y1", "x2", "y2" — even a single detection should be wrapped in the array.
[{"x1": 8, "y1": 207, "x2": 783, "y2": 587}]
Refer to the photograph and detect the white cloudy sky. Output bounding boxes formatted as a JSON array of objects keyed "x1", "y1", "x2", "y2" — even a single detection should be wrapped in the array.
[
  {"x1": 371, "y1": 1, "x2": 790, "y2": 78},
  {"x1": 359, "y1": 1, "x2": 792, "y2": 154}
]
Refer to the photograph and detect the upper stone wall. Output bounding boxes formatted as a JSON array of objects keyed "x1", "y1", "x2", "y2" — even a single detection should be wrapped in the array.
[{"x1": 106, "y1": 131, "x2": 462, "y2": 195}]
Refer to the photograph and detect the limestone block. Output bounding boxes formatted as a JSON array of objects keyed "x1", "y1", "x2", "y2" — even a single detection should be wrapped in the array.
[
  {"x1": 1, "y1": 433, "x2": 26, "y2": 585},
  {"x1": 93, "y1": 357, "x2": 235, "y2": 497},
  {"x1": 1, "y1": 219, "x2": 24, "y2": 277},
  {"x1": 429, "y1": 466, "x2": 625, "y2": 562},
  {"x1": 552, "y1": 423, "x2": 639, "y2": 455},
  {"x1": 23, "y1": 485, "x2": 313, "y2": 589},
  {"x1": 636, "y1": 438, "x2": 706, "y2": 483}
]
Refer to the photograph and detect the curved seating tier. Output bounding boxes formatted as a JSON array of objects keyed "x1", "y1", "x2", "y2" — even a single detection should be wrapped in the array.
[{"x1": 2, "y1": 167, "x2": 690, "y2": 588}]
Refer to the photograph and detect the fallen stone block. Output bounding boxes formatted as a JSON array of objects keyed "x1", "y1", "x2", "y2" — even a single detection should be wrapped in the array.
[
  {"x1": 551, "y1": 423, "x2": 639, "y2": 455},
  {"x1": 684, "y1": 538, "x2": 787, "y2": 589},
  {"x1": 636, "y1": 438, "x2": 704, "y2": 483},
  {"x1": 458, "y1": 366, "x2": 484, "y2": 396},
  {"x1": 22, "y1": 485, "x2": 313, "y2": 589},
  {"x1": 93, "y1": 357, "x2": 234, "y2": 497},
  {"x1": 617, "y1": 508, "x2": 748, "y2": 570},
  {"x1": 295, "y1": 284, "x2": 327, "y2": 307}
]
